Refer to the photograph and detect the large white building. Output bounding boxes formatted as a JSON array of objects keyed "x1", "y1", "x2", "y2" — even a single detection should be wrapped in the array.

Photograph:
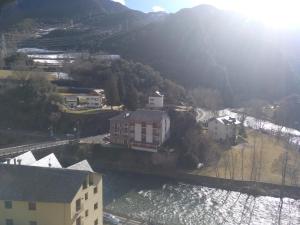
[
  {"x1": 208, "y1": 116, "x2": 241, "y2": 142},
  {"x1": 109, "y1": 110, "x2": 170, "y2": 152}
]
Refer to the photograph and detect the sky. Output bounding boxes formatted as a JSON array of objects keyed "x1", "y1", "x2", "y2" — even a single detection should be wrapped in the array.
[
  {"x1": 112, "y1": 0, "x2": 210, "y2": 13},
  {"x1": 112, "y1": 0, "x2": 300, "y2": 29}
]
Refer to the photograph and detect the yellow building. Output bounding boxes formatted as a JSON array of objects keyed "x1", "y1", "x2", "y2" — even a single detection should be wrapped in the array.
[{"x1": 0, "y1": 164, "x2": 103, "y2": 225}]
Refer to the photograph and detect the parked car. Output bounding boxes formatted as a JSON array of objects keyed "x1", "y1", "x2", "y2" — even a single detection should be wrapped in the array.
[{"x1": 103, "y1": 212, "x2": 120, "y2": 225}]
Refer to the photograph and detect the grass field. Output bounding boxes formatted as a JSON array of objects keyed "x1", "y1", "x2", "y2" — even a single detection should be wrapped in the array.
[
  {"x1": 0, "y1": 70, "x2": 13, "y2": 79},
  {"x1": 196, "y1": 130, "x2": 300, "y2": 186},
  {"x1": 0, "y1": 70, "x2": 58, "y2": 81}
]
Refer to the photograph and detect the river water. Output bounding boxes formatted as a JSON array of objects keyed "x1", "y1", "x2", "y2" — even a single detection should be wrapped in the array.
[{"x1": 103, "y1": 172, "x2": 300, "y2": 225}]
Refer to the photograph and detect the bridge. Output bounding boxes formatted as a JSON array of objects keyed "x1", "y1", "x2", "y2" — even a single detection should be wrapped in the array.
[{"x1": 0, "y1": 139, "x2": 72, "y2": 158}]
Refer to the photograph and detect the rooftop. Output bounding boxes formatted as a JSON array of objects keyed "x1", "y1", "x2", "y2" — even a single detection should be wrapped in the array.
[
  {"x1": 4, "y1": 151, "x2": 36, "y2": 165},
  {"x1": 68, "y1": 160, "x2": 94, "y2": 172},
  {"x1": 151, "y1": 91, "x2": 164, "y2": 97},
  {"x1": 0, "y1": 164, "x2": 90, "y2": 203},
  {"x1": 31, "y1": 153, "x2": 62, "y2": 168},
  {"x1": 216, "y1": 116, "x2": 241, "y2": 125},
  {"x1": 110, "y1": 109, "x2": 168, "y2": 122}
]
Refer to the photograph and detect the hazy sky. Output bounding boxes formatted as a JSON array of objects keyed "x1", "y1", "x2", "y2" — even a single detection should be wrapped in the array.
[{"x1": 112, "y1": 0, "x2": 300, "y2": 28}]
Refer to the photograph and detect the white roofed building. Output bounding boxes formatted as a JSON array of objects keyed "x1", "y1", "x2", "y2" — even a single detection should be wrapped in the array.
[
  {"x1": 148, "y1": 91, "x2": 164, "y2": 109},
  {"x1": 208, "y1": 116, "x2": 241, "y2": 143}
]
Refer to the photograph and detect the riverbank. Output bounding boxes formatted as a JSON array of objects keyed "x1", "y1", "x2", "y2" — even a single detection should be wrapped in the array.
[
  {"x1": 53, "y1": 143, "x2": 300, "y2": 200},
  {"x1": 95, "y1": 162, "x2": 300, "y2": 200}
]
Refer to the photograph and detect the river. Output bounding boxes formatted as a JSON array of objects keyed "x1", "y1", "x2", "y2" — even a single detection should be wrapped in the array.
[{"x1": 103, "y1": 172, "x2": 300, "y2": 225}]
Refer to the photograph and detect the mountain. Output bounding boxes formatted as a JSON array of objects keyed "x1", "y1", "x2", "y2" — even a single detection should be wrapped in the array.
[
  {"x1": 0, "y1": 0, "x2": 129, "y2": 29},
  {"x1": 102, "y1": 5, "x2": 299, "y2": 106},
  {"x1": 0, "y1": 0, "x2": 167, "y2": 51}
]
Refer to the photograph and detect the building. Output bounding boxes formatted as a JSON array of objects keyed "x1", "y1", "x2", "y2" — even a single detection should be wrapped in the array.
[
  {"x1": 109, "y1": 110, "x2": 170, "y2": 152},
  {"x1": 61, "y1": 89, "x2": 105, "y2": 109},
  {"x1": 208, "y1": 116, "x2": 241, "y2": 142},
  {"x1": 148, "y1": 91, "x2": 164, "y2": 108},
  {"x1": 0, "y1": 164, "x2": 102, "y2": 225}
]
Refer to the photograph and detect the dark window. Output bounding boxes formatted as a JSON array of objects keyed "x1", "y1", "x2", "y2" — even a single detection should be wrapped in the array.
[
  {"x1": 6, "y1": 219, "x2": 13, "y2": 225},
  {"x1": 29, "y1": 221, "x2": 37, "y2": 225},
  {"x1": 94, "y1": 203, "x2": 98, "y2": 210},
  {"x1": 28, "y1": 202, "x2": 36, "y2": 211},
  {"x1": 76, "y1": 217, "x2": 81, "y2": 225},
  {"x1": 89, "y1": 174, "x2": 94, "y2": 185},
  {"x1": 94, "y1": 186, "x2": 98, "y2": 194},
  {"x1": 85, "y1": 210, "x2": 88, "y2": 217},
  {"x1": 76, "y1": 199, "x2": 81, "y2": 212},
  {"x1": 83, "y1": 180, "x2": 87, "y2": 189},
  {"x1": 94, "y1": 219, "x2": 98, "y2": 225},
  {"x1": 4, "y1": 201, "x2": 12, "y2": 209},
  {"x1": 85, "y1": 193, "x2": 88, "y2": 200}
]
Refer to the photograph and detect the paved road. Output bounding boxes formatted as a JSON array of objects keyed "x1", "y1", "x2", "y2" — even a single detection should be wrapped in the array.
[{"x1": 0, "y1": 140, "x2": 71, "y2": 157}]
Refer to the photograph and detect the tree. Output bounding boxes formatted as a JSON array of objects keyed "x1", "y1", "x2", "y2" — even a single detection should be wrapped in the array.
[
  {"x1": 104, "y1": 74, "x2": 120, "y2": 109},
  {"x1": 0, "y1": 0, "x2": 14, "y2": 9},
  {"x1": 123, "y1": 83, "x2": 139, "y2": 110},
  {"x1": 0, "y1": 71, "x2": 62, "y2": 130}
]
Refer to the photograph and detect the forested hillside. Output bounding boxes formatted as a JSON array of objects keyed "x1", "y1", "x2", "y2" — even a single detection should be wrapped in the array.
[
  {"x1": 102, "y1": 5, "x2": 299, "y2": 107},
  {"x1": 0, "y1": 0, "x2": 128, "y2": 29}
]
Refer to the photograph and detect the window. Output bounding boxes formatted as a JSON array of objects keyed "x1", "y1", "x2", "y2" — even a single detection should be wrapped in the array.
[
  {"x1": 85, "y1": 210, "x2": 88, "y2": 217},
  {"x1": 94, "y1": 203, "x2": 98, "y2": 210},
  {"x1": 29, "y1": 221, "x2": 37, "y2": 225},
  {"x1": 85, "y1": 193, "x2": 88, "y2": 200},
  {"x1": 28, "y1": 202, "x2": 36, "y2": 210},
  {"x1": 76, "y1": 199, "x2": 81, "y2": 212},
  {"x1": 4, "y1": 201, "x2": 12, "y2": 209},
  {"x1": 94, "y1": 219, "x2": 98, "y2": 225},
  {"x1": 6, "y1": 219, "x2": 13, "y2": 225},
  {"x1": 76, "y1": 217, "x2": 81, "y2": 225},
  {"x1": 89, "y1": 174, "x2": 94, "y2": 185},
  {"x1": 83, "y1": 180, "x2": 87, "y2": 189},
  {"x1": 94, "y1": 186, "x2": 98, "y2": 194}
]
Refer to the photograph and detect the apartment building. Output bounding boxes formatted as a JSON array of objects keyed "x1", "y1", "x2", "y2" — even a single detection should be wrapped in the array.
[
  {"x1": 109, "y1": 109, "x2": 170, "y2": 152},
  {"x1": 0, "y1": 164, "x2": 102, "y2": 225},
  {"x1": 208, "y1": 116, "x2": 241, "y2": 143}
]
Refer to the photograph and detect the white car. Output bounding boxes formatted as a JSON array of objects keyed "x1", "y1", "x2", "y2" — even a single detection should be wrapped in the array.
[{"x1": 103, "y1": 213, "x2": 120, "y2": 225}]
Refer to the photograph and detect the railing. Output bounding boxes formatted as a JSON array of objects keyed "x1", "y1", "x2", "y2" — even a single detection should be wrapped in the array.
[{"x1": 0, "y1": 140, "x2": 71, "y2": 157}]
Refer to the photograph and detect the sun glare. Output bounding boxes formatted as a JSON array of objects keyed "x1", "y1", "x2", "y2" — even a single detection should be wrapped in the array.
[{"x1": 209, "y1": 0, "x2": 300, "y2": 29}]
